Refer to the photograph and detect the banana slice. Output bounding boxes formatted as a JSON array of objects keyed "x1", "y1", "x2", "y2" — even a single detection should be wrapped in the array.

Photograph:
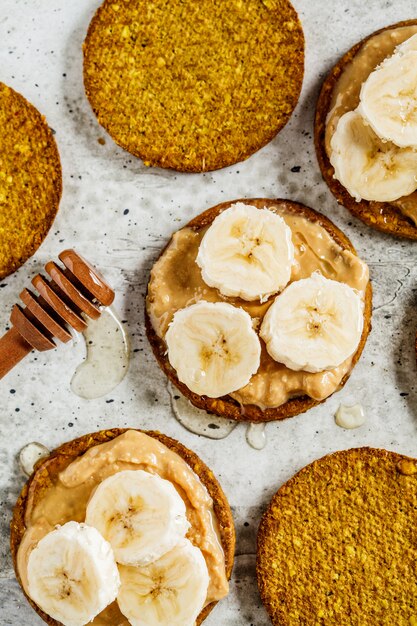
[
  {"x1": 330, "y1": 109, "x2": 417, "y2": 202},
  {"x1": 85, "y1": 470, "x2": 189, "y2": 566},
  {"x1": 196, "y1": 202, "x2": 294, "y2": 301},
  {"x1": 165, "y1": 301, "x2": 261, "y2": 397},
  {"x1": 359, "y1": 47, "x2": 417, "y2": 147},
  {"x1": 260, "y1": 272, "x2": 364, "y2": 373},
  {"x1": 26, "y1": 521, "x2": 120, "y2": 626},
  {"x1": 396, "y1": 33, "x2": 417, "y2": 54},
  {"x1": 117, "y1": 539, "x2": 209, "y2": 626}
]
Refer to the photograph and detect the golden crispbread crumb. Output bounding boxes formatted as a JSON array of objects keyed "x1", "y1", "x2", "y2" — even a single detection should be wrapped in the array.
[
  {"x1": 0, "y1": 83, "x2": 62, "y2": 279},
  {"x1": 83, "y1": 0, "x2": 304, "y2": 172},
  {"x1": 257, "y1": 448, "x2": 417, "y2": 625}
]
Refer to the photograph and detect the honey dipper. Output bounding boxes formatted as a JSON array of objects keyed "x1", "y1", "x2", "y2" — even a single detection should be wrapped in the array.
[{"x1": 0, "y1": 250, "x2": 114, "y2": 380}]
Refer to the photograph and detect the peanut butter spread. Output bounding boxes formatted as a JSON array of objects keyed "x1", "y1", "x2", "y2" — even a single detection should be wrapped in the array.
[
  {"x1": 147, "y1": 205, "x2": 369, "y2": 409},
  {"x1": 325, "y1": 25, "x2": 417, "y2": 224},
  {"x1": 17, "y1": 430, "x2": 228, "y2": 625}
]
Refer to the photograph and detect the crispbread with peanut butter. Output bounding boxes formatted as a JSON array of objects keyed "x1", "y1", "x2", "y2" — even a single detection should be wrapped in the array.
[
  {"x1": 145, "y1": 198, "x2": 372, "y2": 423},
  {"x1": 83, "y1": 0, "x2": 304, "y2": 172},
  {"x1": 257, "y1": 447, "x2": 417, "y2": 625},
  {"x1": 315, "y1": 19, "x2": 417, "y2": 239},
  {"x1": 11, "y1": 428, "x2": 235, "y2": 626},
  {"x1": 0, "y1": 82, "x2": 62, "y2": 279}
]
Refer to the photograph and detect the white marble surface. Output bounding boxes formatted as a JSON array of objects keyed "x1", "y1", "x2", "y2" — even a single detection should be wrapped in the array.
[{"x1": 1, "y1": 0, "x2": 417, "y2": 624}]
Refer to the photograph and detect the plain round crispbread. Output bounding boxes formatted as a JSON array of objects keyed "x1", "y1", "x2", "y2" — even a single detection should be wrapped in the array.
[
  {"x1": 10, "y1": 428, "x2": 235, "y2": 626},
  {"x1": 83, "y1": 0, "x2": 304, "y2": 173},
  {"x1": 257, "y1": 447, "x2": 417, "y2": 625},
  {"x1": 145, "y1": 198, "x2": 372, "y2": 423},
  {"x1": 315, "y1": 19, "x2": 417, "y2": 239},
  {"x1": 0, "y1": 82, "x2": 62, "y2": 279}
]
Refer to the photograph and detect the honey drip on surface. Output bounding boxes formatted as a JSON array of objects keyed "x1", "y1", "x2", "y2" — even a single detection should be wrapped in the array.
[
  {"x1": 168, "y1": 383, "x2": 267, "y2": 449},
  {"x1": 71, "y1": 308, "x2": 130, "y2": 400},
  {"x1": 335, "y1": 403, "x2": 365, "y2": 429}
]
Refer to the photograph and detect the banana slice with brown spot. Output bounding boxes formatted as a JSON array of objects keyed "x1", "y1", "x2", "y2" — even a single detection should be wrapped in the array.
[
  {"x1": 359, "y1": 43, "x2": 417, "y2": 148},
  {"x1": 165, "y1": 301, "x2": 261, "y2": 397},
  {"x1": 260, "y1": 272, "x2": 364, "y2": 373},
  {"x1": 196, "y1": 202, "x2": 294, "y2": 302},
  {"x1": 26, "y1": 521, "x2": 120, "y2": 626},
  {"x1": 330, "y1": 109, "x2": 417, "y2": 202},
  {"x1": 117, "y1": 539, "x2": 209, "y2": 626},
  {"x1": 85, "y1": 470, "x2": 189, "y2": 566}
]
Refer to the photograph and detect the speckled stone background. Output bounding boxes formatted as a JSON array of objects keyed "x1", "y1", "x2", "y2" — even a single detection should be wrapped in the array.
[{"x1": 1, "y1": 1, "x2": 417, "y2": 624}]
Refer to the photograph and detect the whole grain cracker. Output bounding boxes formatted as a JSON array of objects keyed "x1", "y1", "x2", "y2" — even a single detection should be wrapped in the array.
[
  {"x1": 83, "y1": 0, "x2": 304, "y2": 172},
  {"x1": 257, "y1": 447, "x2": 417, "y2": 625},
  {"x1": 10, "y1": 428, "x2": 235, "y2": 626},
  {"x1": 315, "y1": 19, "x2": 417, "y2": 239},
  {"x1": 0, "y1": 83, "x2": 62, "y2": 279},
  {"x1": 145, "y1": 198, "x2": 372, "y2": 423}
]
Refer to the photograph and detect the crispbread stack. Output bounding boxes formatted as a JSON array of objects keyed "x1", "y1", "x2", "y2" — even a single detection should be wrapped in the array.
[{"x1": 257, "y1": 447, "x2": 417, "y2": 625}]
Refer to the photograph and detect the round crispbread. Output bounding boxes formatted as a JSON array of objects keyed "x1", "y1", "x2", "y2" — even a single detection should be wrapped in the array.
[
  {"x1": 315, "y1": 19, "x2": 417, "y2": 239},
  {"x1": 145, "y1": 198, "x2": 372, "y2": 423},
  {"x1": 257, "y1": 447, "x2": 417, "y2": 625},
  {"x1": 83, "y1": 0, "x2": 304, "y2": 173},
  {"x1": 10, "y1": 428, "x2": 235, "y2": 626},
  {"x1": 0, "y1": 82, "x2": 62, "y2": 279}
]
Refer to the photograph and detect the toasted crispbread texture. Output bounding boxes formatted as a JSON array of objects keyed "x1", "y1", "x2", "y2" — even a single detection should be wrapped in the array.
[
  {"x1": 145, "y1": 198, "x2": 372, "y2": 423},
  {"x1": 10, "y1": 428, "x2": 235, "y2": 626},
  {"x1": 83, "y1": 0, "x2": 304, "y2": 173},
  {"x1": 0, "y1": 83, "x2": 62, "y2": 279},
  {"x1": 315, "y1": 19, "x2": 417, "y2": 239},
  {"x1": 257, "y1": 447, "x2": 417, "y2": 625}
]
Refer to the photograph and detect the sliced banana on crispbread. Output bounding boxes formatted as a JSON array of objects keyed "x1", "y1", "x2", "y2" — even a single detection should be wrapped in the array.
[
  {"x1": 330, "y1": 110, "x2": 417, "y2": 202},
  {"x1": 27, "y1": 521, "x2": 120, "y2": 626},
  {"x1": 86, "y1": 470, "x2": 190, "y2": 566},
  {"x1": 12, "y1": 429, "x2": 235, "y2": 626},
  {"x1": 118, "y1": 539, "x2": 209, "y2": 626},
  {"x1": 147, "y1": 199, "x2": 371, "y2": 421},
  {"x1": 330, "y1": 32, "x2": 417, "y2": 204},
  {"x1": 315, "y1": 20, "x2": 417, "y2": 237},
  {"x1": 260, "y1": 272, "x2": 364, "y2": 373},
  {"x1": 165, "y1": 300, "x2": 261, "y2": 398},
  {"x1": 359, "y1": 46, "x2": 417, "y2": 148},
  {"x1": 196, "y1": 203, "x2": 294, "y2": 302}
]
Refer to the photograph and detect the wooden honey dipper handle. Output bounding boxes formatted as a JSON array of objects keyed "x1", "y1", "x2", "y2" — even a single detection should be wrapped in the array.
[
  {"x1": 0, "y1": 327, "x2": 32, "y2": 379},
  {"x1": 0, "y1": 250, "x2": 114, "y2": 380}
]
